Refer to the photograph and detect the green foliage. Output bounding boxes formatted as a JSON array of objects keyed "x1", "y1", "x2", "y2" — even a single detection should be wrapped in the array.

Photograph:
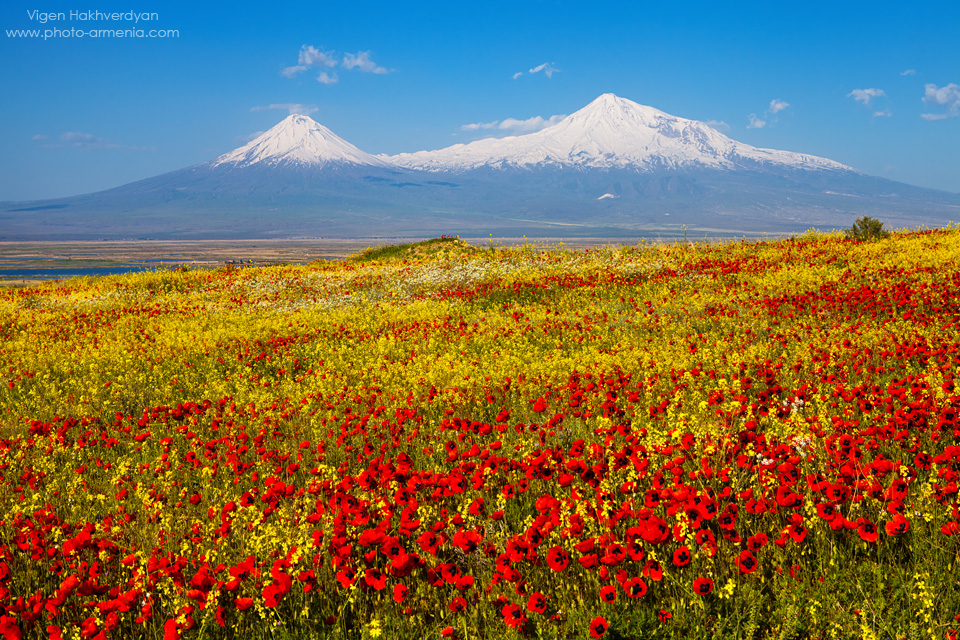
[
  {"x1": 352, "y1": 236, "x2": 472, "y2": 262},
  {"x1": 845, "y1": 216, "x2": 890, "y2": 241}
]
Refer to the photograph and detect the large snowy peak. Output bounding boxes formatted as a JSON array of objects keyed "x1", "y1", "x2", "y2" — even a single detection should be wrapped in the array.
[
  {"x1": 211, "y1": 114, "x2": 390, "y2": 169},
  {"x1": 388, "y1": 93, "x2": 854, "y2": 173}
]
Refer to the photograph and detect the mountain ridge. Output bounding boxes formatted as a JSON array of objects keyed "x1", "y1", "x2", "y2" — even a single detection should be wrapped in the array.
[{"x1": 385, "y1": 94, "x2": 855, "y2": 173}]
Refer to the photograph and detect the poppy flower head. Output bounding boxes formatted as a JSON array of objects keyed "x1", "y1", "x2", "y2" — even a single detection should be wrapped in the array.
[
  {"x1": 599, "y1": 585, "x2": 617, "y2": 603},
  {"x1": 546, "y1": 546, "x2": 570, "y2": 572},
  {"x1": 672, "y1": 546, "x2": 691, "y2": 568},
  {"x1": 589, "y1": 616, "x2": 609, "y2": 638},
  {"x1": 693, "y1": 576, "x2": 714, "y2": 595},
  {"x1": 736, "y1": 550, "x2": 758, "y2": 574},
  {"x1": 526, "y1": 592, "x2": 547, "y2": 614},
  {"x1": 502, "y1": 602, "x2": 526, "y2": 629},
  {"x1": 857, "y1": 519, "x2": 879, "y2": 543},
  {"x1": 623, "y1": 577, "x2": 648, "y2": 598}
]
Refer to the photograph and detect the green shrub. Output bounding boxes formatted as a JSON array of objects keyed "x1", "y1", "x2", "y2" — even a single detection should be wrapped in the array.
[{"x1": 845, "y1": 215, "x2": 890, "y2": 241}]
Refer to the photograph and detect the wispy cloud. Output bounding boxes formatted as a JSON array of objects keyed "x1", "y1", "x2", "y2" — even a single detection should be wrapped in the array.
[
  {"x1": 848, "y1": 88, "x2": 885, "y2": 106},
  {"x1": 461, "y1": 121, "x2": 499, "y2": 131},
  {"x1": 529, "y1": 62, "x2": 559, "y2": 78},
  {"x1": 251, "y1": 103, "x2": 318, "y2": 116},
  {"x1": 768, "y1": 99, "x2": 790, "y2": 114},
  {"x1": 33, "y1": 131, "x2": 152, "y2": 151},
  {"x1": 343, "y1": 51, "x2": 389, "y2": 74},
  {"x1": 514, "y1": 62, "x2": 559, "y2": 79},
  {"x1": 921, "y1": 82, "x2": 960, "y2": 121},
  {"x1": 900, "y1": 69, "x2": 916, "y2": 76},
  {"x1": 317, "y1": 71, "x2": 339, "y2": 85},
  {"x1": 748, "y1": 98, "x2": 788, "y2": 129},
  {"x1": 461, "y1": 114, "x2": 566, "y2": 134},
  {"x1": 705, "y1": 120, "x2": 730, "y2": 132},
  {"x1": 282, "y1": 45, "x2": 337, "y2": 78},
  {"x1": 282, "y1": 45, "x2": 390, "y2": 83},
  {"x1": 873, "y1": 110, "x2": 892, "y2": 117}
]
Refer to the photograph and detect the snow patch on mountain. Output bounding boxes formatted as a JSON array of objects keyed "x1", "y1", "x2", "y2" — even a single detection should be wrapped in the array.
[
  {"x1": 211, "y1": 114, "x2": 389, "y2": 168},
  {"x1": 386, "y1": 94, "x2": 855, "y2": 173}
]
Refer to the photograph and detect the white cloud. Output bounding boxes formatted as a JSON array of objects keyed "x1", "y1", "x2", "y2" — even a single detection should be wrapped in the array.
[
  {"x1": 873, "y1": 110, "x2": 893, "y2": 117},
  {"x1": 921, "y1": 82, "x2": 960, "y2": 120},
  {"x1": 512, "y1": 71, "x2": 523, "y2": 80},
  {"x1": 299, "y1": 45, "x2": 337, "y2": 68},
  {"x1": 747, "y1": 114, "x2": 766, "y2": 129},
  {"x1": 282, "y1": 45, "x2": 337, "y2": 78},
  {"x1": 461, "y1": 114, "x2": 566, "y2": 135},
  {"x1": 900, "y1": 69, "x2": 916, "y2": 76},
  {"x1": 280, "y1": 65, "x2": 307, "y2": 78},
  {"x1": 499, "y1": 114, "x2": 565, "y2": 132},
  {"x1": 848, "y1": 88, "x2": 886, "y2": 106},
  {"x1": 768, "y1": 99, "x2": 790, "y2": 113},
  {"x1": 705, "y1": 120, "x2": 730, "y2": 132},
  {"x1": 343, "y1": 51, "x2": 389, "y2": 74},
  {"x1": 251, "y1": 103, "x2": 318, "y2": 116},
  {"x1": 38, "y1": 131, "x2": 152, "y2": 151},
  {"x1": 61, "y1": 131, "x2": 100, "y2": 145},
  {"x1": 461, "y1": 121, "x2": 499, "y2": 131},
  {"x1": 31, "y1": 134, "x2": 48, "y2": 141},
  {"x1": 317, "y1": 71, "x2": 339, "y2": 85},
  {"x1": 528, "y1": 62, "x2": 559, "y2": 78}
]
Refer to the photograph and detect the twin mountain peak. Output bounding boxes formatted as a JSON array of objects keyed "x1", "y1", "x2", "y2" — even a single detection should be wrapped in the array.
[{"x1": 210, "y1": 93, "x2": 854, "y2": 175}]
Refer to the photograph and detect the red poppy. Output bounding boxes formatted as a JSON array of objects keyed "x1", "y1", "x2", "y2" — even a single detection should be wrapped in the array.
[
  {"x1": 736, "y1": 550, "x2": 758, "y2": 574},
  {"x1": 502, "y1": 602, "x2": 525, "y2": 629},
  {"x1": 449, "y1": 596, "x2": 467, "y2": 613},
  {"x1": 672, "y1": 546, "x2": 691, "y2": 567},
  {"x1": 335, "y1": 568, "x2": 357, "y2": 589},
  {"x1": 623, "y1": 577, "x2": 647, "y2": 597},
  {"x1": 263, "y1": 583, "x2": 285, "y2": 608},
  {"x1": 884, "y1": 514, "x2": 910, "y2": 536},
  {"x1": 694, "y1": 529, "x2": 715, "y2": 547},
  {"x1": 816, "y1": 503, "x2": 840, "y2": 522},
  {"x1": 235, "y1": 598, "x2": 253, "y2": 611},
  {"x1": 163, "y1": 619, "x2": 179, "y2": 640},
  {"x1": 589, "y1": 616, "x2": 609, "y2": 638},
  {"x1": 599, "y1": 585, "x2": 617, "y2": 603},
  {"x1": 693, "y1": 576, "x2": 714, "y2": 595},
  {"x1": 393, "y1": 584, "x2": 408, "y2": 603},
  {"x1": 527, "y1": 592, "x2": 547, "y2": 613},
  {"x1": 857, "y1": 519, "x2": 879, "y2": 543},
  {"x1": 643, "y1": 559, "x2": 663, "y2": 581}
]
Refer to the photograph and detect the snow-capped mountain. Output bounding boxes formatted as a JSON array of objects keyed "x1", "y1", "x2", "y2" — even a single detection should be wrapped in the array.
[
  {"x1": 4, "y1": 94, "x2": 957, "y2": 241},
  {"x1": 212, "y1": 113, "x2": 390, "y2": 168},
  {"x1": 387, "y1": 93, "x2": 853, "y2": 173}
]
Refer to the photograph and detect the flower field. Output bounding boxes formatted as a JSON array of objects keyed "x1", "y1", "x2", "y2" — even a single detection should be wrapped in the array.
[{"x1": 1, "y1": 230, "x2": 960, "y2": 639}]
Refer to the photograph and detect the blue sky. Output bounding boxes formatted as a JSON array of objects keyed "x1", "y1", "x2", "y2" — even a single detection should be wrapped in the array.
[{"x1": 1, "y1": 0, "x2": 958, "y2": 200}]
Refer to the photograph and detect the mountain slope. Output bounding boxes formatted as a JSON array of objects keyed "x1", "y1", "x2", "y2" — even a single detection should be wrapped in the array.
[{"x1": 388, "y1": 94, "x2": 853, "y2": 173}]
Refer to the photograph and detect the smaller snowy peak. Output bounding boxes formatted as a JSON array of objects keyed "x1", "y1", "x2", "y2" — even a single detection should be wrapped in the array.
[{"x1": 211, "y1": 114, "x2": 390, "y2": 169}]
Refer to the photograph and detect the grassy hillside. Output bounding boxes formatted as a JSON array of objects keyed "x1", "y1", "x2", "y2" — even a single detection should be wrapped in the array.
[{"x1": 1, "y1": 228, "x2": 959, "y2": 639}]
